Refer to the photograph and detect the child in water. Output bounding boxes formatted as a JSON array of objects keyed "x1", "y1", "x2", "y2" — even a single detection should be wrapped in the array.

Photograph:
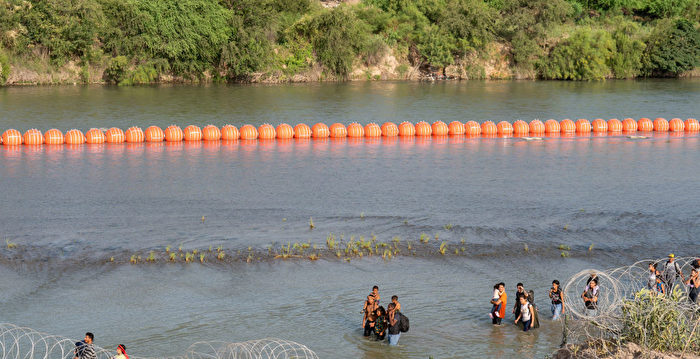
[
  {"x1": 488, "y1": 283, "x2": 501, "y2": 319},
  {"x1": 391, "y1": 295, "x2": 401, "y2": 311}
]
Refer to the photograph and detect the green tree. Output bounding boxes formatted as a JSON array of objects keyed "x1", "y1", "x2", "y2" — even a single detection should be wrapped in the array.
[
  {"x1": 541, "y1": 28, "x2": 616, "y2": 80},
  {"x1": 608, "y1": 20, "x2": 645, "y2": 78},
  {"x1": 440, "y1": 0, "x2": 494, "y2": 54},
  {"x1": 417, "y1": 24, "x2": 455, "y2": 69},
  {"x1": 642, "y1": 19, "x2": 700, "y2": 76}
]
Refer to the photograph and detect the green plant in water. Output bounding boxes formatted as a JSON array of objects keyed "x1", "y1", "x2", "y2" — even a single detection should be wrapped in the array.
[
  {"x1": 130, "y1": 255, "x2": 138, "y2": 264},
  {"x1": 420, "y1": 233, "x2": 429, "y2": 243},
  {"x1": 439, "y1": 242, "x2": 448, "y2": 255},
  {"x1": 217, "y1": 251, "x2": 225, "y2": 260},
  {"x1": 558, "y1": 244, "x2": 571, "y2": 251},
  {"x1": 588, "y1": 243, "x2": 595, "y2": 252},
  {"x1": 524, "y1": 243, "x2": 529, "y2": 252},
  {"x1": 444, "y1": 223, "x2": 453, "y2": 230},
  {"x1": 169, "y1": 253, "x2": 177, "y2": 262},
  {"x1": 360, "y1": 212, "x2": 365, "y2": 219},
  {"x1": 146, "y1": 251, "x2": 156, "y2": 262},
  {"x1": 460, "y1": 238, "x2": 466, "y2": 245},
  {"x1": 454, "y1": 248, "x2": 459, "y2": 255},
  {"x1": 165, "y1": 245, "x2": 171, "y2": 253},
  {"x1": 309, "y1": 217, "x2": 315, "y2": 229},
  {"x1": 561, "y1": 251, "x2": 570, "y2": 258},
  {"x1": 5, "y1": 239, "x2": 17, "y2": 249},
  {"x1": 200, "y1": 253, "x2": 205, "y2": 263},
  {"x1": 434, "y1": 233, "x2": 439, "y2": 241},
  {"x1": 193, "y1": 249, "x2": 198, "y2": 255}
]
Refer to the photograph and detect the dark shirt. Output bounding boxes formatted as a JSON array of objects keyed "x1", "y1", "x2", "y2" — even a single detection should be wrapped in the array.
[
  {"x1": 374, "y1": 316, "x2": 387, "y2": 335},
  {"x1": 388, "y1": 312, "x2": 402, "y2": 335},
  {"x1": 551, "y1": 289, "x2": 563, "y2": 305}
]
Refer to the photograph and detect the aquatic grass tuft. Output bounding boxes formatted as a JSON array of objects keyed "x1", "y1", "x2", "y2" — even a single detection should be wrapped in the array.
[
  {"x1": 558, "y1": 244, "x2": 571, "y2": 251},
  {"x1": 561, "y1": 251, "x2": 570, "y2": 257},
  {"x1": 360, "y1": 212, "x2": 365, "y2": 219},
  {"x1": 200, "y1": 253, "x2": 205, "y2": 263},
  {"x1": 444, "y1": 223, "x2": 453, "y2": 230},
  {"x1": 217, "y1": 251, "x2": 225, "y2": 260},
  {"x1": 588, "y1": 243, "x2": 595, "y2": 252},
  {"x1": 165, "y1": 245, "x2": 171, "y2": 253},
  {"x1": 419, "y1": 233, "x2": 429, "y2": 243},
  {"x1": 169, "y1": 253, "x2": 177, "y2": 262},
  {"x1": 439, "y1": 242, "x2": 447, "y2": 255},
  {"x1": 5, "y1": 239, "x2": 16, "y2": 249},
  {"x1": 146, "y1": 251, "x2": 156, "y2": 262},
  {"x1": 309, "y1": 217, "x2": 315, "y2": 229},
  {"x1": 524, "y1": 243, "x2": 529, "y2": 252}
]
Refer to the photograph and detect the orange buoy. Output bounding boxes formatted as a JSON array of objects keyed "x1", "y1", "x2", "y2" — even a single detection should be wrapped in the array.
[
  {"x1": 431, "y1": 121, "x2": 449, "y2": 136},
  {"x1": 85, "y1": 128, "x2": 106, "y2": 144},
  {"x1": 544, "y1": 120, "x2": 560, "y2": 133},
  {"x1": 591, "y1": 119, "x2": 607, "y2": 133},
  {"x1": 239, "y1": 125, "x2": 258, "y2": 140},
  {"x1": 105, "y1": 128, "x2": 125, "y2": 143},
  {"x1": 347, "y1": 122, "x2": 365, "y2": 137},
  {"x1": 653, "y1": 117, "x2": 669, "y2": 132},
  {"x1": 381, "y1": 122, "x2": 399, "y2": 136},
  {"x1": 398, "y1": 122, "x2": 415, "y2": 136},
  {"x1": 415, "y1": 121, "x2": 432, "y2": 136},
  {"x1": 294, "y1": 123, "x2": 311, "y2": 138},
  {"x1": 637, "y1": 118, "x2": 653, "y2": 132},
  {"x1": 44, "y1": 129, "x2": 64, "y2": 145},
  {"x1": 23, "y1": 129, "x2": 44, "y2": 145},
  {"x1": 311, "y1": 123, "x2": 329, "y2": 138},
  {"x1": 668, "y1": 118, "x2": 684, "y2": 132},
  {"x1": 528, "y1": 120, "x2": 545, "y2": 134},
  {"x1": 65, "y1": 129, "x2": 86, "y2": 145},
  {"x1": 365, "y1": 123, "x2": 382, "y2": 137},
  {"x1": 497, "y1": 121, "x2": 513, "y2": 135},
  {"x1": 183, "y1": 125, "x2": 203, "y2": 141},
  {"x1": 276, "y1": 123, "x2": 294, "y2": 139},
  {"x1": 481, "y1": 121, "x2": 497, "y2": 136},
  {"x1": 202, "y1": 125, "x2": 222, "y2": 141},
  {"x1": 448, "y1": 121, "x2": 465, "y2": 135},
  {"x1": 607, "y1": 119, "x2": 622, "y2": 132},
  {"x1": 622, "y1": 118, "x2": 637, "y2": 132},
  {"x1": 513, "y1": 120, "x2": 529, "y2": 135},
  {"x1": 124, "y1": 126, "x2": 144, "y2": 143},
  {"x1": 465, "y1": 121, "x2": 481, "y2": 136},
  {"x1": 221, "y1": 125, "x2": 240, "y2": 140},
  {"x1": 560, "y1": 119, "x2": 576, "y2": 133},
  {"x1": 2, "y1": 129, "x2": 22, "y2": 146},
  {"x1": 329, "y1": 123, "x2": 347, "y2": 138},
  {"x1": 684, "y1": 118, "x2": 699, "y2": 132},
  {"x1": 164, "y1": 125, "x2": 184, "y2": 142},
  {"x1": 144, "y1": 126, "x2": 164, "y2": 142},
  {"x1": 576, "y1": 119, "x2": 591, "y2": 133},
  {"x1": 258, "y1": 124, "x2": 276, "y2": 140}
]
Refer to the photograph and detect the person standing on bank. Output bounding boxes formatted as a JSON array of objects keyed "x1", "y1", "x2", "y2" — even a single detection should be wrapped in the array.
[
  {"x1": 491, "y1": 282, "x2": 507, "y2": 325},
  {"x1": 582, "y1": 279, "x2": 599, "y2": 315},
  {"x1": 387, "y1": 302, "x2": 402, "y2": 345},
  {"x1": 685, "y1": 268, "x2": 699, "y2": 303},
  {"x1": 74, "y1": 333, "x2": 96, "y2": 359},
  {"x1": 663, "y1": 254, "x2": 685, "y2": 291},
  {"x1": 549, "y1": 280, "x2": 565, "y2": 320}
]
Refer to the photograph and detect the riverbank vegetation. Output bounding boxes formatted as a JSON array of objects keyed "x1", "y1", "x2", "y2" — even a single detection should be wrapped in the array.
[{"x1": 0, "y1": 0, "x2": 698, "y2": 84}]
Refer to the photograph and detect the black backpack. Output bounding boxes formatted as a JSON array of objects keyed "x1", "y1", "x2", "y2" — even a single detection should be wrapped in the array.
[{"x1": 398, "y1": 311, "x2": 409, "y2": 333}]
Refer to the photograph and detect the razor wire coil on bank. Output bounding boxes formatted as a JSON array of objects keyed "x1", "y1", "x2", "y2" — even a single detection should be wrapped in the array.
[
  {"x1": 562, "y1": 257, "x2": 700, "y2": 357},
  {"x1": 0, "y1": 324, "x2": 319, "y2": 359}
]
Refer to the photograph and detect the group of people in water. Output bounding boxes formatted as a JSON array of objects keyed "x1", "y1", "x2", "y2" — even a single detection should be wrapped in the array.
[
  {"x1": 488, "y1": 280, "x2": 564, "y2": 331},
  {"x1": 361, "y1": 286, "x2": 407, "y2": 345},
  {"x1": 647, "y1": 254, "x2": 700, "y2": 302}
]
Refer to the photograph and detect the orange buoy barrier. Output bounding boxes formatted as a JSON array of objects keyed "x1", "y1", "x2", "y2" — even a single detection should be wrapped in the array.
[
  {"x1": 497, "y1": 121, "x2": 513, "y2": 135},
  {"x1": 381, "y1": 122, "x2": 399, "y2": 137},
  {"x1": 465, "y1": 121, "x2": 481, "y2": 136},
  {"x1": 276, "y1": 123, "x2": 294, "y2": 139},
  {"x1": 637, "y1": 118, "x2": 653, "y2": 132},
  {"x1": 183, "y1": 125, "x2": 203, "y2": 141},
  {"x1": 65, "y1": 129, "x2": 86, "y2": 145},
  {"x1": 311, "y1": 123, "x2": 329, "y2": 138},
  {"x1": 560, "y1": 119, "x2": 575, "y2": 133},
  {"x1": 347, "y1": 123, "x2": 365, "y2": 137},
  {"x1": 202, "y1": 125, "x2": 222, "y2": 141},
  {"x1": 365, "y1": 123, "x2": 382, "y2": 137},
  {"x1": 653, "y1": 117, "x2": 669, "y2": 132},
  {"x1": 668, "y1": 118, "x2": 684, "y2": 132},
  {"x1": 23, "y1": 129, "x2": 44, "y2": 145},
  {"x1": 144, "y1": 126, "x2": 164, "y2": 142},
  {"x1": 124, "y1": 126, "x2": 144, "y2": 143},
  {"x1": 221, "y1": 125, "x2": 240, "y2": 140},
  {"x1": 239, "y1": 125, "x2": 258, "y2": 140},
  {"x1": 44, "y1": 129, "x2": 64, "y2": 145},
  {"x1": 398, "y1": 121, "x2": 415, "y2": 136},
  {"x1": 105, "y1": 127, "x2": 125, "y2": 143},
  {"x1": 622, "y1": 118, "x2": 637, "y2": 132},
  {"x1": 294, "y1": 123, "x2": 311, "y2": 138},
  {"x1": 415, "y1": 121, "x2": 432, "y2": 136},
  {"x1": 545, "y1": 120, "x2": 560, "y2": 133},
  {"x1": 258, "y1": 124, "x2": 276, "y2": 140},
  {"x1": 2, "y1": 129, "x2": 22, "y2": 146},
  {"x1": 576, "y1": 119, "x2": 591, "y2": 133},
  {"x1": 85, "y1": 128, "x2": 105, "y2": 144},
  {"x1": 431, "y1": 121, "x2": 449, "y2": 136},
  {"x1": 529, "y1": 120, "x2": 544, "y2": 134},
  {"x1": 685, "y1": 118, "x2": 699, "y2": 132},
  {"x1": 164, "y1": 125, "x2": 184, "y2": 142},
  {"x1": 591, "y1": 119, "x2": 607, "y2": 133},
  {"x1": 513, "y1": 120, "x2": 528, "y2": 135},
  {"x1": 448, "y1": 121, "x2": 465, "y2": 135},
  {"x1": 607, "y1": 119, "x2": 622, "y2": 132},
  {"x1": 481, "y1": 121, "x2": 497, "y2": 136},
  {"x1": 329, "y1": 123, "x2": 347, "y2": 138}
]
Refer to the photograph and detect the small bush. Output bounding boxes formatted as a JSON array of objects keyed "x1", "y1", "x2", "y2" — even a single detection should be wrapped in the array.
[
  {"x1": 541, "y1": 28, "x2": 615, "y2": 80},
  {"x1": 608, "y1": 21, "x2": 645, "y2": 78},
  {"x1": 104, "y1": 55, "x2": 128, "y2": 84},
  {"x1": 0, "y1": 50, "x2": 9, "y2": 84},
  {"x1": 418, "y1": 24, "x2": 455, "y2": 69},
  {"x1": 642, "y1": 19, "x2": 700, "y2": 77}
]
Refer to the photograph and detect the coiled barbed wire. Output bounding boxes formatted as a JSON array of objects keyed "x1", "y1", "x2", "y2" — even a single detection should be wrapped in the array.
[
  {"x1": 0, "y1": 324, "x2": 319, "y2": 359},
  {"x1": 562, "y1": 257, "x2": 700, "y2": 357}
]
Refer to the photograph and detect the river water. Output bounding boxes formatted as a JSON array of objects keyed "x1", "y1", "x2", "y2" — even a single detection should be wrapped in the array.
[{"x1": 0, "y1": 80, "x2": 699, "y2": 358}]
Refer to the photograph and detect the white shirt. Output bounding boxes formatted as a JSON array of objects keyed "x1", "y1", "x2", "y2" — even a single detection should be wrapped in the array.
[{"x1": 521, "y1": 303, "x2": 531, "y2": 322}]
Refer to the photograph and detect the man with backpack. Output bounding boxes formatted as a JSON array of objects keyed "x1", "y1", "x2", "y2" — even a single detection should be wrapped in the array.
[
  {"x1": 387, "y1": 302, "x2": 408, "y2": 346},
  {"x1": 663, "y1": 254, "x2": 685, "y2": 291}
]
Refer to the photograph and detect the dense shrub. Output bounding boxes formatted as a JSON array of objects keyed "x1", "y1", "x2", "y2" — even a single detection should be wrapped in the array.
[
  {"x1": 104, "y1": 55, "x2": 128, "y2": 84},
  {"x1": 541, "y1": 28, "x2": 615, "y2": 80},
  {"x1": 608, "y1": 21, "x2": 645, "y2": 78},
  {"x1": 0, "y1": 50, "x2": 9, "y2": 84},
  {"x1": 642, "y1": 19, "x2": 700, "y2": 76},
  {"x1": 441, "y1": 0, "x2": 494, "y2": 54},
  {"x1": 417, "y1": 24, "x2": 455, "y2": 68}
]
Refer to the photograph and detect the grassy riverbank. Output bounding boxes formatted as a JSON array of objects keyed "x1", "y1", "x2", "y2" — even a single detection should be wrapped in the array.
[{"x1": 0, "y1": 0, "x2": 698, "y2": 85}]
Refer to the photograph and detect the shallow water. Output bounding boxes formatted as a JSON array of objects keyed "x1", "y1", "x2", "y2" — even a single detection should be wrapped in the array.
[{"x1": 0, "y1": 80, "x2": 699, "y2": 358}]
